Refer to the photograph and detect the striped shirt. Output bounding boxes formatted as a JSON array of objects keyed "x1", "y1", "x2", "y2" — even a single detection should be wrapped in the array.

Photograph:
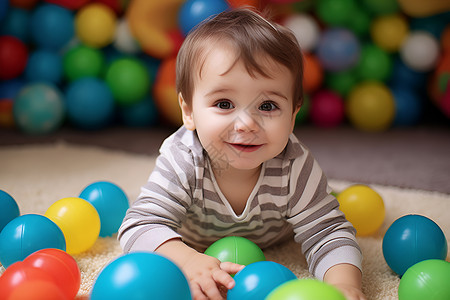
[{"x1": 118, "y1": 126, "x2": 362, "y2": 279}]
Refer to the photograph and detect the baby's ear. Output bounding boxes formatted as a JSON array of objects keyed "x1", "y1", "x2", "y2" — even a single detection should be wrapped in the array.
[{"x1": 179, "y1": 93, "x2": 196, "y2": 131}]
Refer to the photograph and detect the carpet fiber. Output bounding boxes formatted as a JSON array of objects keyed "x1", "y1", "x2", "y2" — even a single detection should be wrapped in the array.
[{"x1": 1, "y1": 143, "x2": 449, "y2": 299}]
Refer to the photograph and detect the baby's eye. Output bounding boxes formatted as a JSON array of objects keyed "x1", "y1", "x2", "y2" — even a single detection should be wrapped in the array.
[
  {"x1": 259, "y1": 101, "x2": 278, "y2": 112},
  {"x1": 215, "y1": 100, "x2": 234, "y2": 110}
]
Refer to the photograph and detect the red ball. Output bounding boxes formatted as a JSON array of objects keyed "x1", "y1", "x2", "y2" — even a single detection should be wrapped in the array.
[
  {"x1": 9, "y1": 279, "x2": 66, "y2": 300},
  {"x1": 23, "y1": 248, "x2": 81, "y2": 299},
  {"x1": 0, "y1": 36, "x2": 28, "y2": 80},
  {"x1": 44, "y1": 0, "x2": 91, "y2": 10},
  {"x1": 310, "y1": 90, "x2": 345, "y2": 128}
]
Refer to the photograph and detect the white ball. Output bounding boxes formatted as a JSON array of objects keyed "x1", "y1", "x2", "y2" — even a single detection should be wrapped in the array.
[
  {"x1": 400, "y1": 31, "x2": 440, "y2": 72},
  {"x1": 283, "y1": 13, "x2": 320, "y2": 52},
  {"x1": 114, "y1": 18, "x2": 141, "y2": 54}
]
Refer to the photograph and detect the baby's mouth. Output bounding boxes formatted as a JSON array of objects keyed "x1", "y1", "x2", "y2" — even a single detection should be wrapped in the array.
[{"x1": 227, "y1": 143, "x2": 263, "y2": 152}]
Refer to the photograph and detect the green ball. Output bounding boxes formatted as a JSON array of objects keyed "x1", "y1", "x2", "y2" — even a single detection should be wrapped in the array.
[
  {"x1": 361, "y1": 0, "x2": 399, "y2": 15},
  {"x1": 346, "y1": 7, "x2": 371, "y2": 38},
  {"x1": 356, "y1": 44, "x2": 392, "y2": 82},
  {"x1": 63, "y1": 45, "x2": 104, "y2": 81},
  {"x1": 266, "y1": 279, "x2": 346, "y2": 300},
  {"x1": 316, "y1": 0, "x2": 358, "y2": 27},
  {"x1": 325, "y1": 69, "x2": 358, "y2": 96},
  {"x1": 204, "y1": 236, "x2": 266, "y2": 266},
  {"x1": 399, "y1": 259, "x2": 450, "y2": 300},
  {"x1": 295, "y1": 95, "x2": 310, "y2": 125},
  {"x1": 105, "y1": 58, "x2": 150, "y2": 106}
]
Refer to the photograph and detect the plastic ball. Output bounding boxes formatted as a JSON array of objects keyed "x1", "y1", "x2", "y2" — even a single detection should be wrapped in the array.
[
  {"x1": 0, "y1": 261, "x2": 64, "y2": 300},
  {"x1": 79, "y1": 181, "x2": 129, "y2": 237},
  {"x1": 0, "y1": 0, "x2": 8, "y2": 21},
  {"x1": 0, "y1": 99, "x2": 14, "y2": 127},
  {"x1": 325, "y1": 69, "x2": 358, "y2": 97},
  {"x1": 283, "y1": 13, "x2": 320, "y2": 53},
  {"x1": 23, "y1": 248, "x2": 81, "y2": 299},
  {"x1": 316, "y1": 0, "x2": 357, "y2": 27},
  {"x1": 371, "y1": 14, "x2": 409, "y2": 52},
  {"x1": 91, "y1": 252, "x2": 192, "y2": 300},
  {"x1": 266, "y1": 279, "x2": 346, "y2": 300},
  {"x1": 346, "y1": 7, "x2": 371, "y2": 38},
  {"x1": 228, "y1": 261, "x2": 297, "y2": 300},
  {"x1": 400, "y1": 31, "x2": 440, "y2": 72},
  {"x1": 114, "y1": 18, "x2": 141, "y2": 54},
  {"x1": 356, "y1": 43, "x2": 392, "y2": 81},
  {"x1": 120, "y1": 96, "x2": 159, "y2": 127},
  {"x1": 302, "y1": 53, "x2": 323, "y2": 94},
  {"x1": 317, "y1": 28, "x2": 360, "y2": 72},
  {"x1": 9, "y1": 0, "x2": 39, "y2": 9},
  {"x1": 398, "y1": 259, "x2": 450, "y2": 300},
  {"x1": 390, "y1": 57, "x2": 427, "y2": 89},
  {"x1": 0, "y1": 214, "x2": 66, "y2": 268},
  {"x1": 75, "y1": 3, "x2": 117, "y2": 48},
  {"x1": 13, "y1": 83, "x2": 65, "y2": 135},
  {"x1": 45, "y1": 197, "x2": 100, "y2": 255},
  {"x1": 65, "y1": 77, "x2": 115, "y2": 130},
  {"x1": 337, "y1": 185, "x2": 385, "y2": 236},
  {"x1": 295, "y1": 95, "x2": 310, "y2": 125},
  {"x1": 25, "y1": 49, "x2": 62, "y2": 84},
  {"x1": 382, "y1": 214, "x2": 448, "y2": 276},
  {"x1": 153, "y1": 56, "x2": 182, "y2": 126},
  {"x1": 310, "y1": 90, "x2": 345, "y2": 128},
  {"x1": 178, "y1": 0, "x2": 230, "y2": 36},
  {"x1": 45, "y1": 0, "x2": 90, "y2": 10},
  {"x1": 63, "y1": 44, "x2": 105, "y2": 81},
  {"x1": 204, "y1": 236, "x2": 266, "y2": 266},
  {"x1": 346, "y1": 81, "x2": 395, "y2": 132},
  {"x1": 105, "y1": 57, "x2": 150, "y2": 106},
  {"x1": 361, "y1": 0, "x2": 399, "y2": 15},
  {"x1": 0, "y1": 190, "x2": 20, "y2": 233},
  {"x1": 390, "y1": 85, "x2": 422, "y2": 127},
  {"x1": 0, "y1": 7, "x2": 31, "y2": 42},
  {"x1": 0, "y1": 35, "x2": 28, "y2": 80},
  {"x1": 0, "y1": 78, "x2": 25, "y2": 99},
  {"x1": 29, "y1": 3, "x2": 74, "y2": 50}
]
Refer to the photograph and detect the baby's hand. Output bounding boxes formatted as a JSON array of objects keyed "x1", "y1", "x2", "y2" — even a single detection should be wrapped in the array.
[
  {"x1": 333, "y1": 283, "x2": 367, "y2": 300},
  {"x1": 182, "y1": 252, "x2": 244, "y2": 300}
]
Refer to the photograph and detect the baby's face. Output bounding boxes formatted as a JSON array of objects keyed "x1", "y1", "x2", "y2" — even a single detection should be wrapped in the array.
[{"x1": 183, "y1": 42, "x2": 299, "y2": 173}]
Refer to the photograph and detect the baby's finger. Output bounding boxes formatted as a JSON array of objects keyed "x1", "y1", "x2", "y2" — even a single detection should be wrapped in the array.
[
  {"x1": 199, "y1": 277, "x2": 224, "y2": 300},
  {"x1": 220, "y1": 261, "x2": 245, "y2": 274},
  {"x1": 212, "y1": 268, "x2": 235, "y2": 290},
  {"x1": 190, "y1": 281, "x2": 208, "y2": 300}
]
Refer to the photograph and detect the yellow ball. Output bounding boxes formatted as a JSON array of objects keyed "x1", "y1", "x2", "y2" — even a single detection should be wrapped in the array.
[
  {"x1": 371, "y1": 14, "x2": 409, "y2": 52},
  {"x1": 337, "y1": 185, "x2": 385, "y2": 236},
  {"x1": 45, "y1": 197, "x2": 100, "y2": 254},
  {"x1": 346, "y1": 81, "x2": 395, "y2": 132},
  {"x1": 75, "y1": 3, "x2": 117, "y2": 48}
]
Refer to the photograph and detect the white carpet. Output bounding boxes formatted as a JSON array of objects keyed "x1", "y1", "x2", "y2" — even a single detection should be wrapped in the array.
[{"x1": 1, "y1": 143, "x2": 449, "y2": 299}]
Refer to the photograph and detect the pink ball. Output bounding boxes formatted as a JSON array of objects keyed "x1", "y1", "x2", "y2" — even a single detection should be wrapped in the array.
[{"x1": 310, "y1": 90, "x2": 345, "y2": 128}]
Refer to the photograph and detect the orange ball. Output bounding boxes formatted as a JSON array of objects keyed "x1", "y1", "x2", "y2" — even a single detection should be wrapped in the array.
[
  {"x1": 153, "y1": 57, "x2": 182, "y2": 126},
  {"x1": 303, "y1": 53, "x2": 323, "y2": 94}
]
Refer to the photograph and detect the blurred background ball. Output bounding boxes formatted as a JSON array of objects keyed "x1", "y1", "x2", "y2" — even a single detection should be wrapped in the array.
[
  {"x1": 356, "y1": 43, "x2": 392, "y2": 81},
  {"x1": 63, "y1": 44, "x2": 105, "y2": 81},
  {"x1": 346, "y1": 81, "x2": 395, "y2": 132},
  {"x1": 302, "y1": 53, "x2": 323, "y2": 94},
  {"x1": 114, "y1": 18, "x2": 141, "y2": 54},
  {"x1": 310, "y1": 90, "x2": 345, "y2": 128},
  {"x1": 316, "y1": 0, "x2": 357, "y2": 27},
  {"x1": 0, "y1": 214, "x2": 66, "y2": 268},
  {"x1": 0, "y1": 7, "x2": 31, "y2": 42},
  {"x1": 65, "y1": 77, "x2": 114, "y2": 130},
  {"x1": 400, "y1": 31, "x2": 440, "y2": 72},
  {"x1": 371, "y1": 14, "x2": 409, "y2": 52},
  {"x1": 75, "y1": 3, "x2": 117, "y2": 48},
  {"x1": 13, "y1": 83, "x2": 65, "y2": 135},
  {"x1": 29, "y1": 3, "x2": 74, "y2": 50},
  {"x1": 325, "y1": 69, "x2": 358, "y2": 97},
  {"x1": 120, "y1": 96, "x2": 159, "y2": 127},
  {"x1": 390, "y1": 85, "x2": 423, "y2": 126},
  {"x1": 25, "y1": 49, "x2": 62, "y2": 84},
  {"x1": 0, "y1": 35, "x2": 28, "y2": 80},
  {"x1": 79, "y1": 181, "x2": 130, "y2": 237},
  {"x1": 0, "y1": 189, "x2": 20, "y2": 233},
  {"x1": 282, "y1": 13, "x2": 320, "y2": 52},
  {"x1": 317, "y1": 28, "x2": 360, "y2": 72}
]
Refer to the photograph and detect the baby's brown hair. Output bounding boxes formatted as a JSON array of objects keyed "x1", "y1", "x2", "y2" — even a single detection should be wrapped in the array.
[{"x1": 176, "y1": 8, "x2": 304, "y2": 111}]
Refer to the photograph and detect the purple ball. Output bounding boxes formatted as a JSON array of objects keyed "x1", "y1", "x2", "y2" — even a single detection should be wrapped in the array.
[{"x1": 317, "y1": 28, "x2": 360, "y2": 71}]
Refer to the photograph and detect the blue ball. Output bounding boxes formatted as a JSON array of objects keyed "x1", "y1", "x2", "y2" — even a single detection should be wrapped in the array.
[
  {"x1": 65, "y1": 77, "x2": 114, "y2": 130},
  {"x1": 390, "y1": 57, "x2": 427, "y2": 90},
  {"x1": 120, "y1": 97, "x2": 158, "y2": 127},
  {"x1": 0, "y1": 7, "x2": 30, "y2": 42},
  {"x1": 91, "y1": 252, "x2": 192, "y2": 300},
  {"x1": 390, "y1": 85, "x2": 422, "y2": 127},
  {"x1": 13, "y1": 82, "x2": 65, "y2": 135},
  {"x1": 79, "y1": 181, "x2": 129, "y2": 237},
  {"x1": 0, "y1": 78, "x2": 25, "y2": 99},
  {"x1": 0, "y1": 190, "x2": 20, "y2": 233},
  {"x1": 382, "y1": 214, "x2": 448, "y2": 276},
  {"x1": 0, "y1": 0, "x2": 8, "y2": 21},
  {"x1": 228, "y1": 261, "x2": 297, "y2": 300},
  {"x1": 29, "y1": 4, "x2": 74, "y2": 50},
  {"x1": 25, "y1": 49, "x2": 62, "y2": 84},
  {"x1": 317, "y1": 28, "x2": 361, "y2": 72},
  {"x1": 0, "y1": 214, "x2": 66, "y2": 268},
  {"x1": 178, "y1": 0, "x2": 229, "y2": 36}
]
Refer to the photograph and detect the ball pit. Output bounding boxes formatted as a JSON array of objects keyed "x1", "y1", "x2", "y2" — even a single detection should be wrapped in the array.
[
  {"x1": 382, "y1": 214, "x2": 448, "y2": 276},
  {"x1": 398, "y1": 259, "x2": 450, "y2": 300},
  {"x1": 0, "y1": 189, "x2": 20, "y2": 233},
  {"x1": 266, "y1": 279, "x2": 346, "y2": 300},
  {"x1": 178, "y1": 0, "x2": 229, "y2": 36},
  {"x1": 337, "y1": 185, "x2": 385, "y2": 236},
  {"x1": 79, "y1": 181, "x2": 130, "y2": 237},
  {"x1": 63, "y1": 44, "x2": 105, "y2": 81},
  {"x1": 0, "y1": 214, "x2": 66, "y2": 268},
  {"x1": 90, "y1": 252, "x2": 192, "y2": 300},
  {"x1": 204, "y1": 236, "x2": 266, "y2": 266},
  {"x1": 45, "y1": 197, "x2": 100, "y2": 254},
  {"x1": 228, "y1": 261, "x2": 297, "y2": 300}
]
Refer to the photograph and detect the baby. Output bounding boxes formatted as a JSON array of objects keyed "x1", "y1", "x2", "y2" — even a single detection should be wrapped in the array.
[{"x1": 119, "y1": 8, "x2": 365, "y2": 300}]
